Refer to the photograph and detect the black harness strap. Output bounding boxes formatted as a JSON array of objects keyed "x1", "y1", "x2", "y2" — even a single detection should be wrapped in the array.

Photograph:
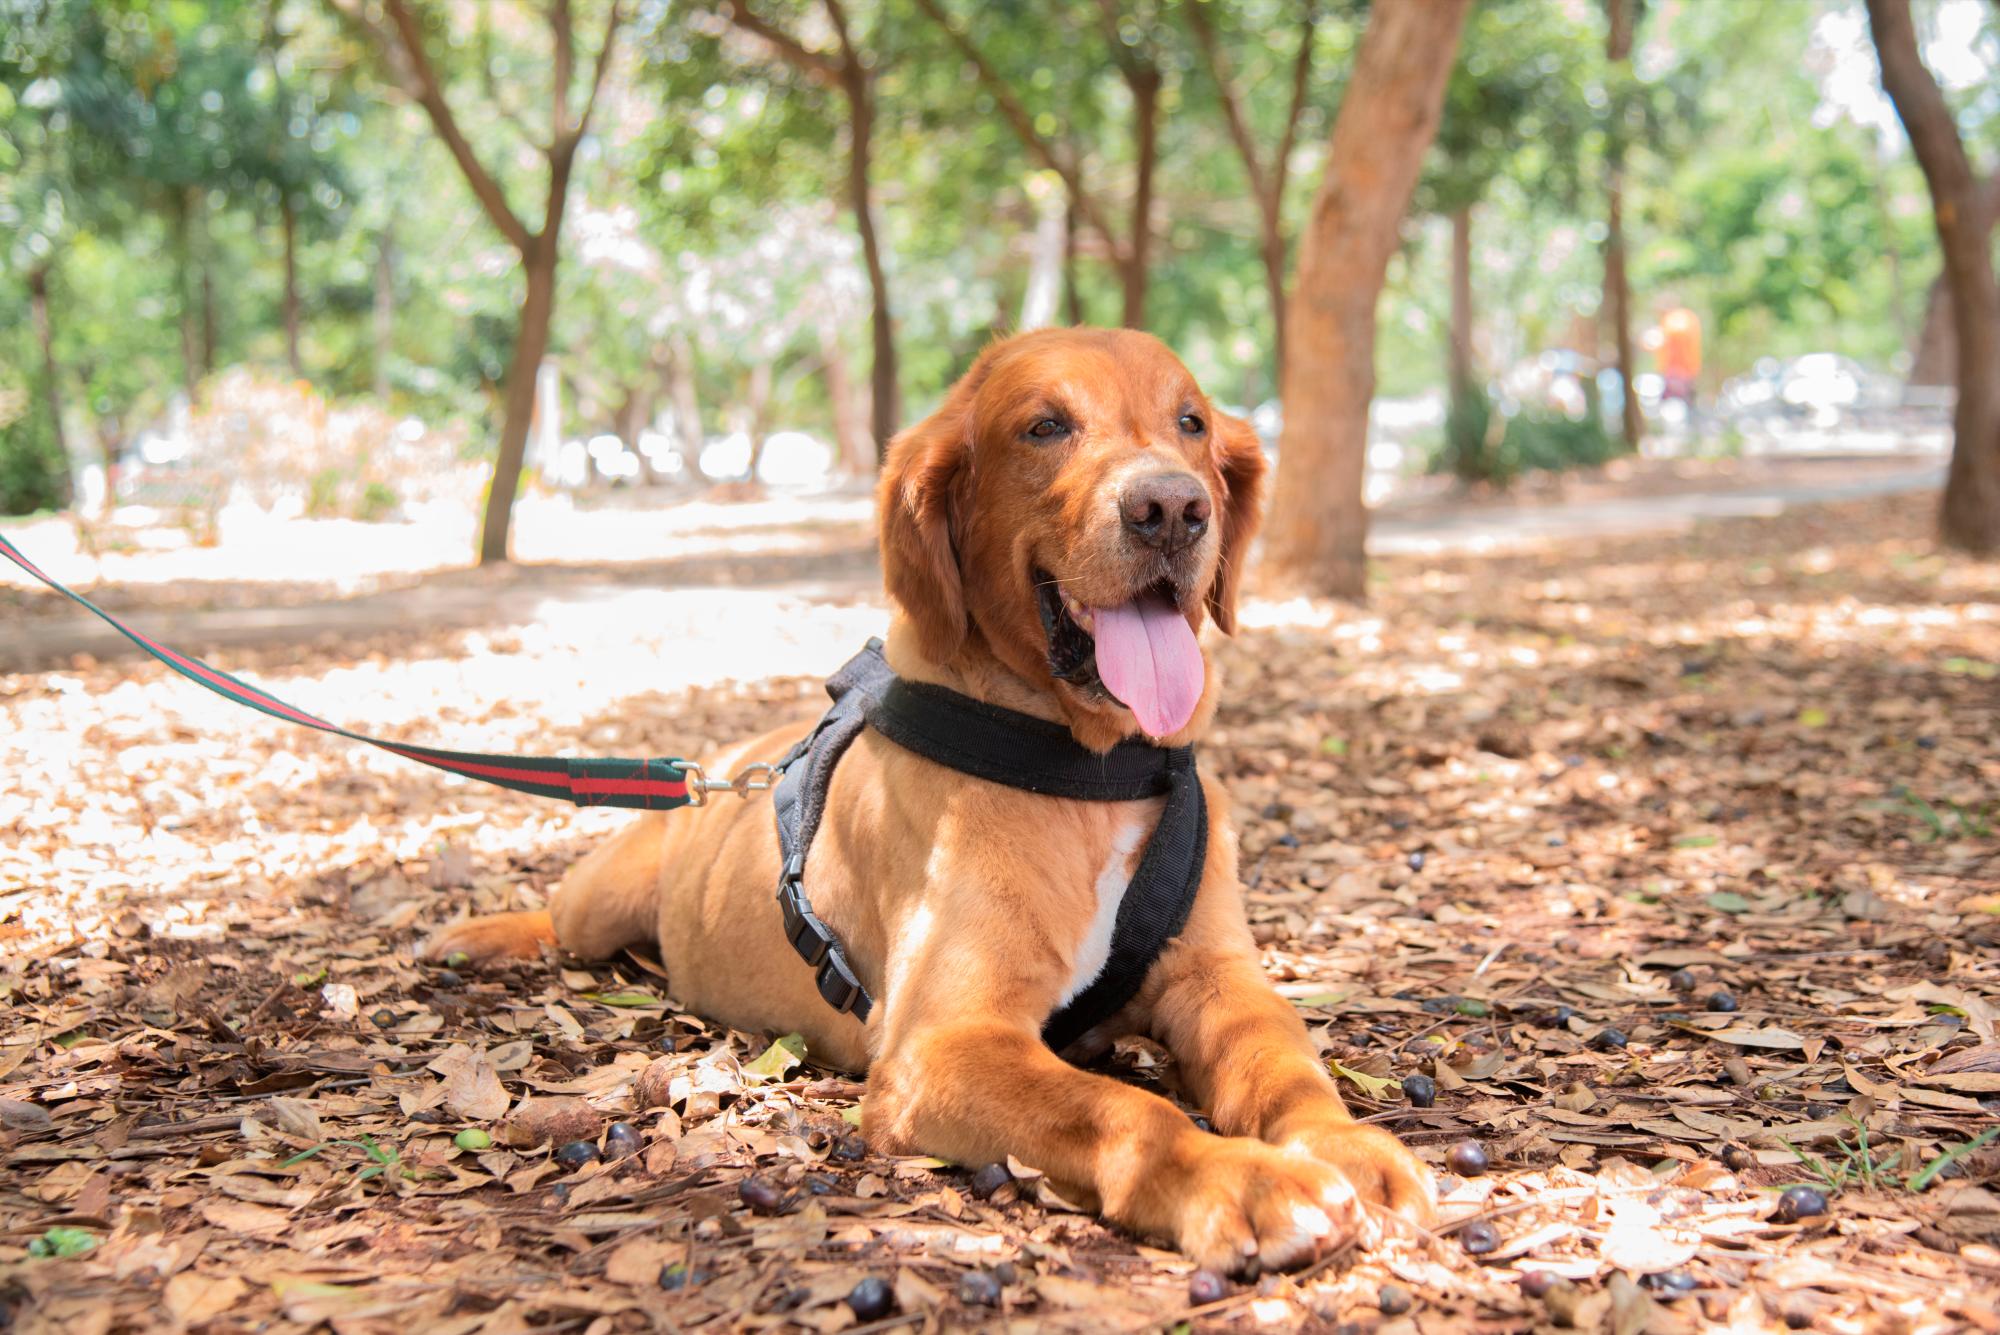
[{"x1": 769, "y1": 640, "x2": 1207, "y2": 1049}]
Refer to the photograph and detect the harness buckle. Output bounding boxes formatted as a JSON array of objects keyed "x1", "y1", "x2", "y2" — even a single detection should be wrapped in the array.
[
  {"x1": 815, "y1": 953, "x2": 866, "y2": 1015},
  {"x1": 779, "y1": 880, "x2": 830, "y2": 966}
]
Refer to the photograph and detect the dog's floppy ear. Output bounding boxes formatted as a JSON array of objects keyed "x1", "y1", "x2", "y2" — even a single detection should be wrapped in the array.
[
  {"x1": 1206, "y1": 411, "x2": 1267, "y2": 636},
  {"x1": 879, "y1": 398, "x2": 973, "y2": 662}
]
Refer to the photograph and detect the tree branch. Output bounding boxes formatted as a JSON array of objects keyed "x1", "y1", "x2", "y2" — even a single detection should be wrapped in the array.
[
  {"x1": 1092, "y1": 0, "x2": 1147, "y2": 82},
  {"x1": 324, "y1": 0, "x2": 418, "y2": 93},
  {"x1": 552, "y1": 0, "x2": 576, "y2": 141},
  {"x1": 571, "y1": 0, "x2": 624, "y2": 145},
  {"x1": 724, "y1": 0, "x2": 843, "y2": 88},
  {"x1": 822, "y1": 0, "x2": 860, "y2": 72},
  {"x1": 911, "y1": 0, "x2": 1122, "y2": 259},
  {"x1": 1186, "y1": 0, "x2": 1271, "y2": 205},
  {"x1": 374, "y1": 0, "x2": 536, "y2": 253},
  {"x1": 478, "y1": 8, "x2": 548, "y2": 149},
  {"x1": 1272, "y1": 4, "x2": 1316, "y2": 205}
]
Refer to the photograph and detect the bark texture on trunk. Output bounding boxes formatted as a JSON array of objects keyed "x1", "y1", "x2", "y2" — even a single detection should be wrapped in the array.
[
  {"x1": 26, "y1": 265, "x2": 74, "y2": 509},
  {"x1": 1604, "y1": 0, "x2": 1641, "y2": 451},
  {"x1": 1905, "y1": 171, "x2": 2000, "y2": 388},
  {"x1": 480, "y1": 255, "x2": 557, "y2": 565},
  {"x1": 281, "y1": 198, "x2": 303, "y2": 378},
  {"x1": 1448, "y1": 205, "x2": 1475, "y2": 398},
  {"x1": 1262, "y1": 0, "x2": 1471, "y2": 599},
  {"x1": 1869, "y1": 0, "x2": 2000, "y2": 551}
]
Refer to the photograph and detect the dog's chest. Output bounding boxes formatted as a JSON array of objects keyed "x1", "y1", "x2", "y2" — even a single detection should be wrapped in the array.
[{"x1": 1057, "y1": 813, "x2": 1147, "y2": 1005}]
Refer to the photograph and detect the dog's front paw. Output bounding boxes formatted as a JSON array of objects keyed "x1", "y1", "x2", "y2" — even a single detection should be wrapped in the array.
[
  {"x1": 1173, "y1": 1138, "x2": 1369, "y2": 1275},
  {"x1": 420, "y1": 910, "x2": 556, "y2": 966},
  {"x1": 1284, "y1": 1121, "x2": 1437, "y2": 1230}
]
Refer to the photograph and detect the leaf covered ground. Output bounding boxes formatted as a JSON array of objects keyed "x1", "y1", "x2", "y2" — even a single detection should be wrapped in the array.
[{"x1": 3, "y1": 489, "x2": 1998, "y2": 1333}]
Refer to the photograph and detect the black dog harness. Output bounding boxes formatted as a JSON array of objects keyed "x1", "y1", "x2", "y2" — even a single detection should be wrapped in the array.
[{"x1": 770, "y1": 640, "x2": 1208, "y2": 1052}]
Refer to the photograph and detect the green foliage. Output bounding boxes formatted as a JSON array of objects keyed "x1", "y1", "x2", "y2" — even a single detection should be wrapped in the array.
[
  {"x1": 1434, "y1": 387, "x2": 1623, "y2": 488},
  {"x1": 0, "y1": 387, "x2": 68, "y2": 517},
  {"x1": 0, "y1": 0, "x2": 1983, "y2": 506}
]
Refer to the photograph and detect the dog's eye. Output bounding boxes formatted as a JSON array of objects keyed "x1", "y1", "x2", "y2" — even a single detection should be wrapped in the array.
[
  {"x1": 1026, "y1": 418, "x2": 1069, "y2": 440},
  {"x1": 1178, "y1": 413, "x2": 1206, "y2": 435}
]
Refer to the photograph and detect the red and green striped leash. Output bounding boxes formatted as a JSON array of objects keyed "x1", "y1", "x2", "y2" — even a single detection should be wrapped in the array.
[{"x1": 0, "y1": 531, "x2": 697, "y2": 811}]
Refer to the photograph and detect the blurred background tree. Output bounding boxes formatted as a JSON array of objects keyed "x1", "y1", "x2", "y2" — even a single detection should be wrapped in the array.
[{"x1": 0, "y1": 0, "x2": 1992, "y2": 564}]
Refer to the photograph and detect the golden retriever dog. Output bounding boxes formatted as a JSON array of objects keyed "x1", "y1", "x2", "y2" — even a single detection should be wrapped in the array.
[{"x1": 426, "y1": 327, "x2": 1434, "y2": 1272}]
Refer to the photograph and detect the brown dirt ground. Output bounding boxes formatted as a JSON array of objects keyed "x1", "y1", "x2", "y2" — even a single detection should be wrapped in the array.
[{"x1": 3, "y1": 488, "x2": 1998, "y2": 1333}]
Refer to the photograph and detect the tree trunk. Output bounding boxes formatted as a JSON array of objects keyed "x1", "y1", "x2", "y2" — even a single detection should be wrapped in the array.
[
  {"x1": 667, "y1": 332, "x2": 704, "y2": 471},
  {"x1": 1910, "y1": 275, "x2": 1954, "y2": 388},
  {"x1": 841, "y1": 68, "x2": 898, "y2": 462},
  {"x1": 1605, "y1": 171, "x2": 1642, "y2": 448},
  {"x1": 744, "y1": 359, "x2": 774, "y2": 483},
  {"x1": 1063, "y1": 197, "x2": 1084, "y2": 326},
  {"x1": 479, "y1": 253, "x2": 557, "y2": 565},
  {"x1": 1868, "y1": 0, "x2": 2000, "y2": 551},
  {"x1": 1262, "y1": 0, "x2": 1471, "y2": 599},
  {"x1": 26, "y1": 265, "x2": 74, "y2": 509},
  {"x1": 1604, "y1": 0, "x2": 1642, "y2": 450},
  {"x1": 819, "y1": 318, "x2": 872, "y2": 474},
  {"x1": 195, "y1": 190, "x2": 218, "y2": 376},
  {"x1": 281, "y1": 197, "x2": 303, "y2": 378},
  {"x1": 1121, "y1": 67, "x2": 1161, "y2": 329},
  {"x1": 172, "y1": 192, "x2": 200, "y2": 399},
  {"x1": 1448, "y1": 205, "x2": 1475, "y2": 399},
  {"x1": 1906, "y1": 172, "x2": 2000, "y2": 388},
  {"x1": 1262, "y1": 221, "x2": 1288, "y2": 394},
  {"x1": 374, "y1": 227, "x2": 395, "y2": 401}
]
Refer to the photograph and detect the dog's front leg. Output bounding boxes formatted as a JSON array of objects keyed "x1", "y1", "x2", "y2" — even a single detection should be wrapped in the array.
[
  {"x1": 1149, "y1": 943, "x2": 1436, "y2": 1231},
  {"x1": 864, "y1": 952, "x2": 1374, "y2": 1273}
]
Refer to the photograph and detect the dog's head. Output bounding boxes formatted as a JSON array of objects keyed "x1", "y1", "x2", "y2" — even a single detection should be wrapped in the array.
[{"x1": 878, "y1": 328, "x2": 1267, "y2": 750}]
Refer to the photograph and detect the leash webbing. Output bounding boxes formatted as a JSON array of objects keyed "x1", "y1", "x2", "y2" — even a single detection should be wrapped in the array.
[{"x1": 0, "y1": 532, "x2": 694, "y2": 811}]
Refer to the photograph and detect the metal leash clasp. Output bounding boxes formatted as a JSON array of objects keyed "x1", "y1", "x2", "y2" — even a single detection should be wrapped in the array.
[{"x1": 678, "y1": 760, "x2": 777, "y2": 807}]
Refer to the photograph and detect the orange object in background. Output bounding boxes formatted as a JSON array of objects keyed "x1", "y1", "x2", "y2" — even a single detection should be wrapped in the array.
[
  {"x1": 1659, "y1": 306, "x2": 1702, "y2": 380},
  {"x1": 1658, "y1": 306, "x2": 1701, "y2": 406}
]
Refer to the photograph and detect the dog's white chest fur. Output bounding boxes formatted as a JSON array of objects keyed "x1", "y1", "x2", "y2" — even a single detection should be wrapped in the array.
[{"x1": 1058, "y1": 814, "x2": 1147, "y2": 1006}]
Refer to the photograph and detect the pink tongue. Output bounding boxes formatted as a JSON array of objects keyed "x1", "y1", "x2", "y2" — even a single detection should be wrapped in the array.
[{"x1": 1091, "y1": 593, "x2": 1204, "y2": 739}]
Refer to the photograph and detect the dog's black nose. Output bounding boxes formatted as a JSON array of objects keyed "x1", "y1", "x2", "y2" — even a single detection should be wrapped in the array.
[{"x1": 1120, "y1": 473, "x2": 1211, "y2": 554}]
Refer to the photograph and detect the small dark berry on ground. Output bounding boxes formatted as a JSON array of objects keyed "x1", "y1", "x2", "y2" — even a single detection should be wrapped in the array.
[
  {"x1": 1447, "y1": 1140, "x2": 1489, "y2": 1176},
  {"x1": 1775, "y1": 1185, "x2": 1828, "y2": 1223},
  {"x1": 847, "y1": 1277, "x2": 894, "y2": 1321},
  {"x1": 1188, "y1": 1269, "x2": 1229, "y2": 1304}
]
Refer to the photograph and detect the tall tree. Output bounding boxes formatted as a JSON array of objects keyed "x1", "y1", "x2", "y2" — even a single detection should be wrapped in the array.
[
  {"x1": 1184, "y1": 0, "x2": 1315, "y2": 383},
  {"x1": 1907, "y1": 170, "x2": 2000, "y2": 388},
  {"x1": 329, "y1": 0, "x2": 624, "y2": 565},
  {"x1": 718, "y1": 0, "x2": 899, "y2": 460},
  {"x1": 1261, "y1": 0, "x2": 1470, "y2": 599},
  {"x1": 1867, "y1": 0, "x2": 2000, "y2": 552},
  {"x1": 914, "y1": 0, "x2": 1162, "y2": 328},
  {"x1": 1421, "y1": 0, "x2": 1592, "y2": 482},
  {"x1": 1601, "y1": 0, "x2": 1643, "y2": 451}
]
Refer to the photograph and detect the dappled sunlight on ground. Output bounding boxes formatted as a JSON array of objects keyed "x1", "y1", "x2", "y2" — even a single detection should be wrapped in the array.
[{"x1": 2, "y1": 489, "x2": 1997, "y2": 1331}]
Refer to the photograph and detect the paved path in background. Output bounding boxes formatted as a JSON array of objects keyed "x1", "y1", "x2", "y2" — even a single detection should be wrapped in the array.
[
  {"x1": 1370, "y1": 458, "x2": 1946, "y2": 553},
  {"x1": 2, "y1": 457, "x2": 1948, "y2": 673}
]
